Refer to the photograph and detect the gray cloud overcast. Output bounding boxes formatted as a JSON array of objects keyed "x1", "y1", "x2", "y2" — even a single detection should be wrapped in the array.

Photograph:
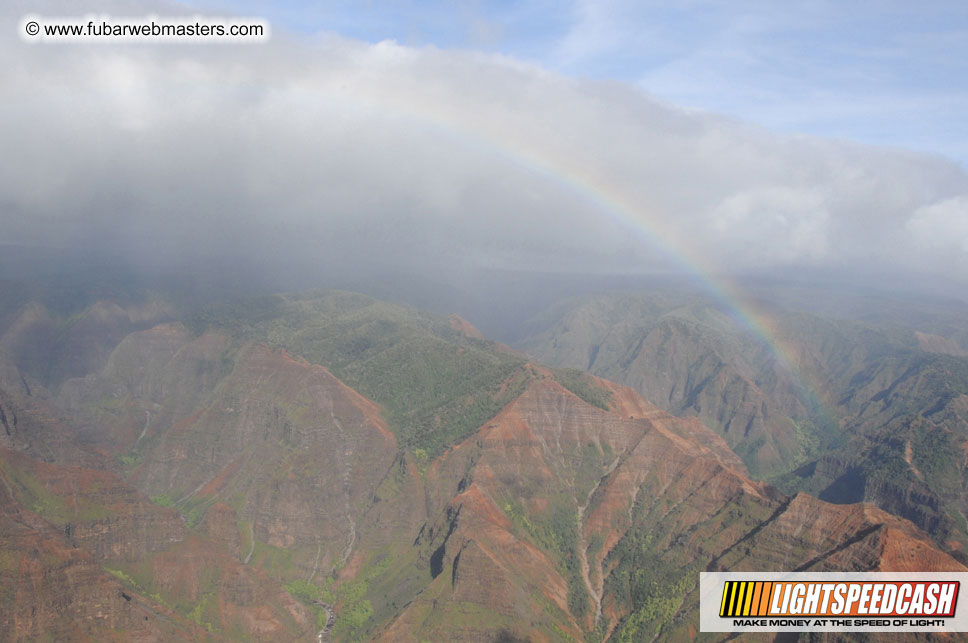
[{"x1": 2, "y1": 4, "x2": 968, "y2": 288}]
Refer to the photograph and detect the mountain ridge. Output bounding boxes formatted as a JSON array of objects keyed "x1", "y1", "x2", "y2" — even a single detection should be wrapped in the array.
[{"x1": 0, "y1": 287, "x2": 965, "y2": 641}]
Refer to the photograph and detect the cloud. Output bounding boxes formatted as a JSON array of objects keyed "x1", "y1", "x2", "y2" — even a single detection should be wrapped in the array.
[
  {"x1": 1, "y1": 2, "x2": 967, "y2": 288},
  {"x1": 907, "y1": 196, "x2": 968, "y2": 277},
  {"x1": 711, "y1": 186, "x2": 829, "y2": 263},
  {"x1": 544, "y1": 1, "x2": 968, "y2": 166}
]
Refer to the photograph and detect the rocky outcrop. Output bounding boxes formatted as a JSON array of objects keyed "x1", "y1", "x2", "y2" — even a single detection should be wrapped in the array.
[
  {"x1": 0, "y1": 299, "x2": 174, "y2": 393},
  {"x1": 371, "y1": 374, "x2": 964, "y2": 641},
  {"x1": 0, "y1": 448, "x2": 185, "y2": 561},
  {"x1": 519, "y1": 296, "x2": 812, "y2": 476},
  {"x1": 448, "y1": 313, "x2": 485, "y2": 340},
  {"x1": 0, "y1": 451, "x2": 203, "y2": 641},
  {"x1": 133, "y1": 342, "x2": 398, "y2": 575},
  {"x1": 2, "y1": 291, "x2": 965, "y2": 641}
]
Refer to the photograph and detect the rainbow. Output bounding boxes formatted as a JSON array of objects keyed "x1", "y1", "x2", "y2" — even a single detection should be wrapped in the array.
[{"x1": 309, "y1": 60, "x2": 837, "y2": 431}]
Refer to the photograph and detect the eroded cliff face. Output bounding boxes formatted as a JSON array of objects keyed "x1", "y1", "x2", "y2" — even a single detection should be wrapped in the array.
[
  {"x1": 134, "y1": 342, "x2": 396, "y2": 550},
  {"x1": 0, "y1": 447, "x2": 185, "y2": 562},
  {"x1": 0, "y1": 429, "x2": 318, "y2": 642},
  {"x1": 52, "y1": 322, "x2": 400, "y2": 579},
  {"x1": 54, "y1": 323, "x2": 219, "y2": 451},
  {"x1": 0, "y1": 299, "x2": 175, "y2": 396},
  {"x1": 782, "y1": 392, "x2": 968, "y2": 554},
  {"x1": 0, "y1": 448, "x2": 204, "y2": 642},
  {"x1": 362, "y1": 372, "x2": 965, "y2": 642},
  {"x1": 1, "y1": 296, "x2": 965, "y2": 642},
  {"x1": 521, "y1": 289, "x2": 968, "y2": 566},
  {"x1": 520, "y1": 299, "x2": 815, "y2": 478},
  {"x1": 0, "y1": 323, "x2": 351, "y2": 641}
]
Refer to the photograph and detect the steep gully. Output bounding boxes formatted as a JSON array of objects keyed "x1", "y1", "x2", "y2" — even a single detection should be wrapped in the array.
[{"x1": 576, "y1": 454, "x2": 622, "y2": 629}]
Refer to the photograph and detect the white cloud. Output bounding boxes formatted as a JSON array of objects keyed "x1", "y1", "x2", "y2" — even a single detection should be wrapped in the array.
[
  {"x1": 906, "y1": 195, "x2": 968, "y2": 254},
  {"x1": 1, "y1": 3, "x2": 967, "y2": 285},
  {"x1": 711, "y1": 186, "x2": 829, "y2": 263}
]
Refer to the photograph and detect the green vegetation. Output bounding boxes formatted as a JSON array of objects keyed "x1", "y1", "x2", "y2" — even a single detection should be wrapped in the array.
[
  {"x1": 188, "y1": 291, "x2": 530, "y2": 458},
  {"x1": 154, "y1": 497, "x2": 211, "y2": 528},
  {"x1": 330, "y1": 555, "x2": 392, "y2": 641},
  {"x1": 104, "y1": 566, "x2": 137, "y2": 586},
  {"x1": 0, "y1": 456, "x2": 109, "y2": 522},
  {"x1": 552, "y1": 368, "x2": 612, "y2": 411},
  {"x1": 912, "y1": 421, "x2": 958, "y2": 481},
  {"x1": 358, "y1": 546, "x2": 432, "y2": 637},
  {"x1": 575, "y1": 441, "x2": 609, "y2": 500},
  {"x1": 188, "y1": 593, "x2": 217, "y2": 632},
  {"x1": 502, "y1": 496, "x2": 589, "y2": 622},
  {"x1": 0, "y1": 551, "x2": 19, "y2": 575},
  {"x1": 248, "y1": 539, "x2": 298, "y2": 578},
  {"x1": 335, "y1": 596, "x2": 373, "y2": 639},
  {"x1": 520, "y1": 288, "x2": 968, "y2": 485},
  {"x1": 150, "y1": 493, "x2": 175, "y2": 507},
  {"x1": 603, "y1": 475, "x2": 774, "y2": 641},
  {"x1": 238, "y1": 520, "x2": 253, "y2": 559},
  {"x1": 283, "y1": 578, "x2": 334, "y2": 635},
  {"x1": 183, "y1": 503, "x2": 208, "y2": 528},
  {"x1": 118, "y1": 453, "x2": 143, "y2": 467},
  {"x1": 283, "y1": 578, "x2": 325, "y2": 603},
  {"x1": 411, "y1": 448, "x2": 429, "y2": 472},
  {"x1": 105, "y1": 559, "x2": 227, "y2": 636},
  {"x1": 772, "y1": 409, "x2": 843, "y2": 477},
  {"x1": 166, "y1": 492, "x2": 220, "y2": 529},
  {"x1": 587, "y1": 532, "x2": 604, "y2": 559}
]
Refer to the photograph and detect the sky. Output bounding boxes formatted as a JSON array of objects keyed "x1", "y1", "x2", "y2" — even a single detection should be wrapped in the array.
[
  {"x1": 2, "y1": 0, "x2": 967, "y2": 293},
  {"x1": 191, "y1": 0, "x2": 968, "y2": 168}
]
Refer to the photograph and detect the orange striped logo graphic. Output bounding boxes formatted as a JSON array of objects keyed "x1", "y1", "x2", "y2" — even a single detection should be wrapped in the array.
[{"x1": 721, "y1": 581, "x2": 774, "y2": 617}]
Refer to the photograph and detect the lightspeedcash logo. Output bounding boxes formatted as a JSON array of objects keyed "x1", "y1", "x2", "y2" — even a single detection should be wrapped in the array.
[{"x1": 700, "y1": 572, "x2": 968, "y2": 633}]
